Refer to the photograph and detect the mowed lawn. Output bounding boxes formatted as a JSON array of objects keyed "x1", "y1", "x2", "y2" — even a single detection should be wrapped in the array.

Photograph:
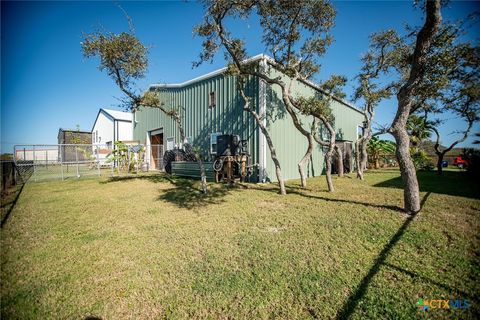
[{"x1": 1, "y1": 169, "x2": 479, "y2": 319}]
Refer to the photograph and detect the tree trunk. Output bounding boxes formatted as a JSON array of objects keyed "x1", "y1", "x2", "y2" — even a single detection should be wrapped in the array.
[
  {"x1": 392, "y1": 126, "x2": 421, "y2": 214},
  {"x1": 325, "y1": 122, "x2": 336, "y2": 192},
  {"x1": 360, "y1": 138, "x2": 369, "y2": 171},
  {"x1": 298, "y1": 134, "x2": 314, "y2": 188},
  {"x1": 431, "y1": 119, "x2": 474, "y2": 177},
  {"x1": 280, "y1": 86, "x2": 314, "y2": 189},
  {"x1": 185, "y1": 143, "x2": 208, "y2": 194},
  {"x1": 390, "y1": 0, "x2": 441, "y2": 214},
  {"x1": 246, "y1": 108, "x2": 286, "y2": 195},
  {"x1": 356, "y1": 139, "x2": 364, "y2": 180},
  {"x1": 237, "y1": 85, "x2": 286, "y2": 195},
  {"x1": 325, "y1": 147, "x2": 334, "y2": 192},
  {"x1": 335, "y1": 145, "x2": 344, "y2": 177},
  {"x1": 314, "y1": 118, "x2": 337, "y2": 192},
  {"x1": 436, "y1": 151, "x2": 445, "y2": 175},
  {"x1": 197, "y1": 156, "x2": 208, "y2": 194},
  {"x1": 181, "y1": 116, "x2": 208, "y2": 194},
  {"x1": 174, "y1": 116, "x2": 186, "y2": 144},
  {"x1": 260, "y1": 121, "x2": 286, "y2": 195}
]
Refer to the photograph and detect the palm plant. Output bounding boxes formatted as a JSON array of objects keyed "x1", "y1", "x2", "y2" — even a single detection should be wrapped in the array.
[
  {"x1": 367, "y1": 137, "x2": 396, "y2": 169},
  {"x1": 407, "y1": 115, "x2": 433, "y2": 150}
]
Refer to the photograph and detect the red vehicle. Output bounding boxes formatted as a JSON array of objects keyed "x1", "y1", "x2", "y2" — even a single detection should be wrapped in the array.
[{"x1": 453, "y1": 156, "x2": 469, "y2": 169}]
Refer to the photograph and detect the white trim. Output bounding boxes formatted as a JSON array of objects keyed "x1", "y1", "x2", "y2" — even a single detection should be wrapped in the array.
[
  {"x1": 145, "y1": 132, "x2": 151, "y2": 164},
  {"x1": 150, "y1": 128, "x2": 163, "y2": 136},
  {"x1": 258, "y1": 58, "x2": 268, "y2": 183},
  {"x1": 150, "y1": 54, "x2": 267, "y2": 89}
]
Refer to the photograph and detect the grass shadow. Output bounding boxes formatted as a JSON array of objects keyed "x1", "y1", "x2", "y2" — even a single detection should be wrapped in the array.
[
  {"x1": 374, "y1": 170, "x2": 480, "y2": 199},
  {"x1": 100, "y1": 172, "x2": 233, "y2": 210},
  {"x1": 242, "y1": 183, "x2": 405, "y2": 213},
  {"x1": 99, "y1": 172, "x2": 173, "y2": 184},
  {"x1": 382, "y1": 262, "x2": 474, "y2": 300},
  {"x1": 335, "y1": 192, "x2": 431, "y2": 319},
  {"x1": 1, "y1": 184, "x2": 25, "y2": 228},
  {"x1": 157, "y1": 178, "x2": 232, "y2": 210}
]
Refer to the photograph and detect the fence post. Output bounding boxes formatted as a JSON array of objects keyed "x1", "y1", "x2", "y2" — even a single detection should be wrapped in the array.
[
  {"x1": 111, "y1": 147, "x2": 114, "y2": 177},
  {"x1": 33, "y1": 145, "x2": 37, "y2": 182},
  {"x1": 136, "y1": 147, "x2": 139, "y2": 174},
  {"x1": 127, "y1": 147, "x2": 130, "y2": 176},
  {"x1": 75, "y1": 146, "x2": 79, "y2": 178},
  {"x1": 13, "y1": 162, "x2": 17, "y2": 186},
  {"x1": 60, "y1": 145, "x2": 64, "y2": 181},
  {"x1": 146, "y1": 144, "x2": 149, "y2": 171},
  {"x1": 96, "y1": 146, "x2": 101, "y2": 177},
  {"x1": 45, "y1": 149, "x2": 48, "y2": 169}
]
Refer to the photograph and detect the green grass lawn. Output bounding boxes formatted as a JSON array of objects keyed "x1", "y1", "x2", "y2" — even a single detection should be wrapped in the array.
[{"x1": 1, "y1": 169, "x2": 479, "y2": 319}]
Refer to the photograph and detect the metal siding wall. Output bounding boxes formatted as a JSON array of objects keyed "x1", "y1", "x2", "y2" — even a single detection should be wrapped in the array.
[
  {"x1": 264, "y1": 69, "x2": 364, "y2": 182},
  {"x1": 132, "y1": 74, "x2": 260, "y2": 167}
]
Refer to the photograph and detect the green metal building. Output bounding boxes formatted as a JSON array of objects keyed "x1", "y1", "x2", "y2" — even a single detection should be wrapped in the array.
[{"x1": 133, "y1": 54, "x2": 364, "y2": 182}]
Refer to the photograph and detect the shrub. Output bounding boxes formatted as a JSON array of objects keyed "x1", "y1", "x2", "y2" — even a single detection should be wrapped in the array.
[
  {"x1": 462, "y1": 148, "x2": 480, "y2": 179},
  {"x1": 411, "y1": 149, "x2": 434, "y2": 171}
]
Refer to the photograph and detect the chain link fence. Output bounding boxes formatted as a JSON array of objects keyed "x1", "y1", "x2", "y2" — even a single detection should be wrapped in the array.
[{"x1": 13, "y1": 144, "x2": 164, "y2": 182}]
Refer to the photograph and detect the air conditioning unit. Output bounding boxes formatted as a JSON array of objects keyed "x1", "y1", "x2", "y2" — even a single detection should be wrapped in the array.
[{"x1": 210, "y1": 132, "x2": 223, "y2": 155}]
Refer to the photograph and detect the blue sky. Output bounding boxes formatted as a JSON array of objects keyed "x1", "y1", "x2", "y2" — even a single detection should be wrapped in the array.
[{"x1": 1, "y1": 1, "x2": 479, "y2": 153}]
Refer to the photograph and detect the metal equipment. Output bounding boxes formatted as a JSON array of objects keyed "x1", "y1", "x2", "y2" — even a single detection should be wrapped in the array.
[{"x1": 212, "y1": 134, "x2": 252, "y2": 183}]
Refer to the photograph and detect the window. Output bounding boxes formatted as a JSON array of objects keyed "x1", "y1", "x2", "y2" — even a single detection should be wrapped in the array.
[
  {"x1": 209, "y1": 91, "x2": 216, "y2": 108},
  {"x1": 357, "y1": 126, "x2": 364, "y2": 139},
  {"x1": 95, "y1": 130, "x2": 98, "y2": 143},
  {"x1": 106, "y1": 141, "x2": 112, "y2": 149},
  {"x1": 166, "y1": 137, "x2": 175, "y2": 151},
  {"x1": 210, "y1": 132, "x2": 222, "y2": 154}
]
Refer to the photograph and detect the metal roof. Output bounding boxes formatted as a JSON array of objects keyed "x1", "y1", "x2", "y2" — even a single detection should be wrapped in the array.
[
  {"x1": 58, "y1": 128, "x2": 91, "y2": 134},
  {"x1": 101, "y1": 108, "x2": 133, "y2": 121},
  {"x1": 149, "y1": 54, "x2": 362, "y2": 114}
]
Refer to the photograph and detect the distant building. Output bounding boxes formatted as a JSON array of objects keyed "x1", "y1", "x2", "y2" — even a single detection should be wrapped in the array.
[
  {"x1": 57, "y1": 128, "x2": 92, "y2": 145},
  {"x1": 57, "y1": 128, "x2": 92, "y2": 162},
  {"x1": 91, "y1": 108, "x2": 135, "y2": 164},
  {"x1": 91, "y1": 108, "x2": 133, "y2": 147},
  {"x1": 15, "y1": 148, "x2": 58, "y2": 162}
]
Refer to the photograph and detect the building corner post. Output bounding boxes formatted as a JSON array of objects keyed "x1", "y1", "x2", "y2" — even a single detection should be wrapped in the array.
[{"x1": 258, "y1": 57, "x2": 268, "y2": 182}]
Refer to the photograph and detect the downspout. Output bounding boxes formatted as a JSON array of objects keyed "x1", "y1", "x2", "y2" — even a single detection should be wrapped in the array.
[{"x1": 258, "y1": 56, "x2": 268, "y2": 182}]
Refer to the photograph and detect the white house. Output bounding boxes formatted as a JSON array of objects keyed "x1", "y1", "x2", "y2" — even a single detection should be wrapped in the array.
[{"x1": 91, "y1": 108, "x2": 134, "y2": 163}]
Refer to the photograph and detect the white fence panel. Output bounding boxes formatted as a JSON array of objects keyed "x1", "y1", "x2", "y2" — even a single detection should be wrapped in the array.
[{"x1": 13, "y1": 143, "x2": 164, "y2": 182}]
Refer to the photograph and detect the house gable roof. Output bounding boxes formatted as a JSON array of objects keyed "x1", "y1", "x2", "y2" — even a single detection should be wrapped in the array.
[
  {"x1": 91, "y1": 108, "x2": 133, "y2": 132},
  {"x1": 101, "y1": 108, "x2": 132, "y2": 121}
]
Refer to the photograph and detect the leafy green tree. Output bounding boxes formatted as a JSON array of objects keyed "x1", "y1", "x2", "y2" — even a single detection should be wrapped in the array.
[
  {"x1": 296, "y1": 75, "x2": 347, "y2": 191},
  {"x1": 390, "y1": 17, "x2": 480, "y2": 175},
  {"x1": 362, "y1": 0, "x2": 442, "y2": 214},
  {"x1": 390, "y1": 0, "x2": 442, "y2": 214},
  {"x1": 352, "y1": 31, "x2": 396, "y2": 180},
  {"x1": 82, "y1": 26, "x2": 209, "y2": 192},
  {"x1": 425, "y1": 38, "x2": 480, "y2": 175},
  {"x1": 195, "y1": 0, "x2": 343, "y2": 192}
]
